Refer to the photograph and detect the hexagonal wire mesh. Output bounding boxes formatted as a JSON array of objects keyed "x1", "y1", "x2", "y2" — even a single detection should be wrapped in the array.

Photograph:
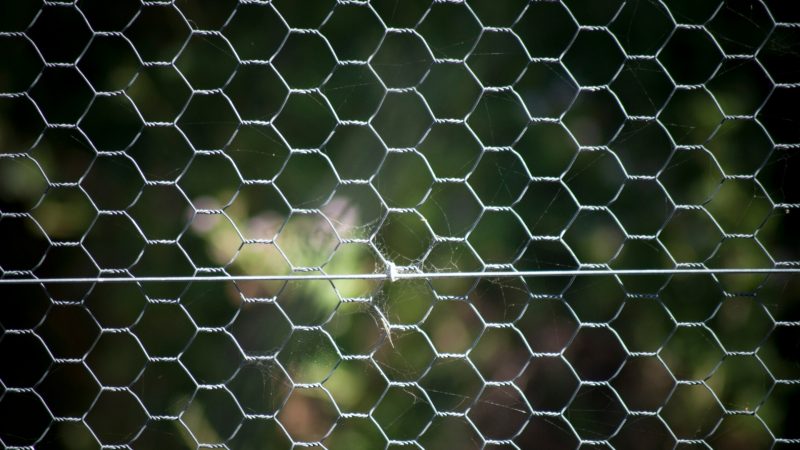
[{"x1": 0, "y1": 0, "x2": 799, "y2": 448}]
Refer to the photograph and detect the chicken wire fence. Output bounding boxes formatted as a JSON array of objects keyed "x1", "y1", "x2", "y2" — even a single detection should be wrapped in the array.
[{"x1": 1, "y1": 0, "x2": 800, "y2": 448}]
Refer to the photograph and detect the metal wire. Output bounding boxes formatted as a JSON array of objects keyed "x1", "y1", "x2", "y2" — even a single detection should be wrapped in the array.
[
  {"x1": 1, "y1": 267, "x2": 799, "y2": 285},
  {"x1": 0, "y1": 1, "x2": 799, "y2": 449}
]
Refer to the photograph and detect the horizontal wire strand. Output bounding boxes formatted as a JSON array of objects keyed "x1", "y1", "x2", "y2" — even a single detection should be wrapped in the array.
[{"x1": 1, "y1": 267, "x2": 799, "y2": 284}]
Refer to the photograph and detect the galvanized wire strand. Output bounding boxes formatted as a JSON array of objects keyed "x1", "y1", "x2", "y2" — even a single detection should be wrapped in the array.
[{"x1": 1, "y1": 267, "x2": 800, "y2": 284}]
